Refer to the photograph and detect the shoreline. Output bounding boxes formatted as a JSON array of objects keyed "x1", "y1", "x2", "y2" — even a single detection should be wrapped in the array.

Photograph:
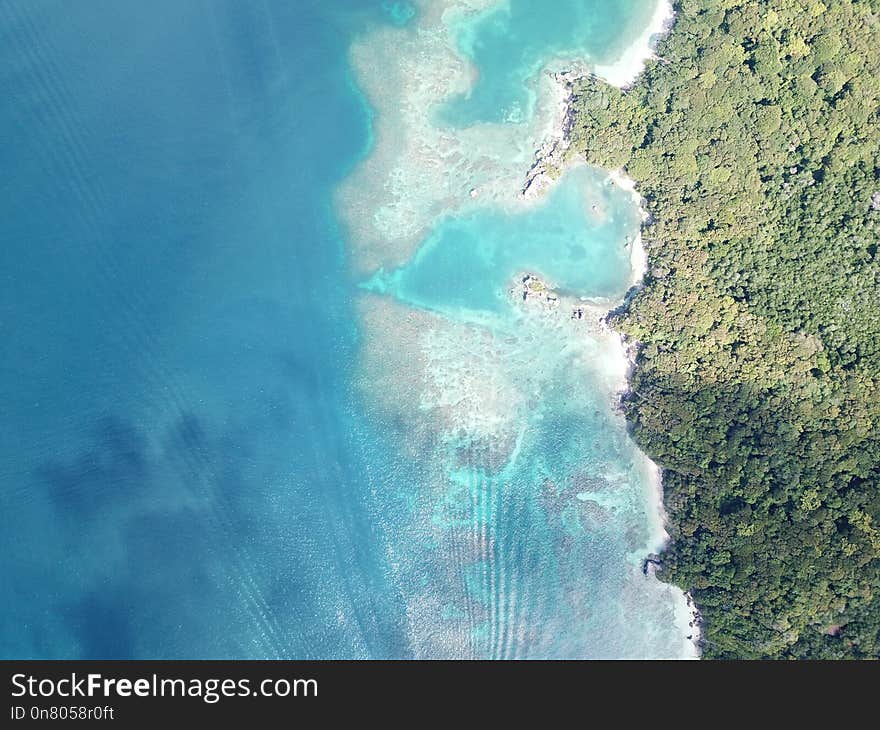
[
  {"x1": 603, "y1": 4, "x2": 703, "y2": 658},
  {"x1": 607, "y1": 168, "x2": 649, "y2": 286},
  {"x1": 522, "y1": 0, "x2": 701, "y2": 657},
  {"x1": 346, "y1": 0, "x2": 700, "y2": 658},
  {"x1": 593, "y1": 0, "x2": 675, "y2": 90}
]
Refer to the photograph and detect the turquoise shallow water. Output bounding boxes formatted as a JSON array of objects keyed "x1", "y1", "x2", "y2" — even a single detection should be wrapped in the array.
[
  {"x1": 440, "y1": 0, "x2": 654, "y2": 125},
  {"x1": 338, "y1": 0, "x2": 692, "y2": 658},
  {"x1": 366, "y1": 165, "x2": 638, "y2": 317},
  {"x1": 0, "y1": 0, "x2": 691, "y2": 658}
]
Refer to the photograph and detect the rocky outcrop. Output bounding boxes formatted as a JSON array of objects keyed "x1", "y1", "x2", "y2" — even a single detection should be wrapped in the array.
[
  {"x1": 642, "y1": 554, "x2": 663, "y2": 576},
  {"x1": 510, "y1": 273, "x2": 610, "y2": 328},
  {"x1": 512, "y1": 273, "x2": 561, "y2": 310},
  {"x1": 520, "y1": 71, "x2": 582, "y2": 200}
]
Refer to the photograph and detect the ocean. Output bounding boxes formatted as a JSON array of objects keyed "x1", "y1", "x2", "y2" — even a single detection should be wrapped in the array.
[{"x1": 0, "y1": 0, "x2": 693, "y2": 658}]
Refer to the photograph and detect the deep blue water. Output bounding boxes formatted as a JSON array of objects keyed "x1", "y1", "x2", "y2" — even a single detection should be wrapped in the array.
[
  {"x1": 0, "y1": 0, "x2": 412, "y2": 659},
  {"x1": 366, "y1": 165, "x2": 637, "y2": 316}
]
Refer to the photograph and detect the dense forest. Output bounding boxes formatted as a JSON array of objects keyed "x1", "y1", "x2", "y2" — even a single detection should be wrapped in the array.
[{"x1": 571, "y1": 0, "x2": 880, "y2": 657}]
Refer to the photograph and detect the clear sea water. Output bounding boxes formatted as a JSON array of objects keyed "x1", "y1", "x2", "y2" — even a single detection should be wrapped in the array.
[{"x1": 0, "y1": 0, "x2": 692, "y2": 658}]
